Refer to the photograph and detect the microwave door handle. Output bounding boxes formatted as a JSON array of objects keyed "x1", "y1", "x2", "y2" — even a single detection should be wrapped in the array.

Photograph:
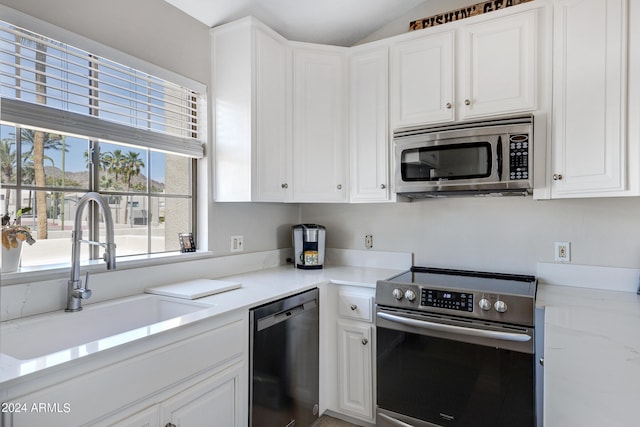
[
  {"x1": 496, "y1": 136, "x2": 503, "y2": 181},
  {"x1": 376, "y1": 311, "x2": 531, "y2": 342}
]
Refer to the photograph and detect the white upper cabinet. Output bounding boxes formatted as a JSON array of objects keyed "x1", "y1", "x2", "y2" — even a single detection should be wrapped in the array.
[
  {"x1": 212, "y1": 18, "x2": 291, "y2": 202},
  {"x1": 550, "y1": 0, "x2": 634, "y2": 197},
  {"x1": 255, "y1": 26, "x2": 292, "y2": 201},
  {"x1": 292, "y1": 44, "x2": 348, "y2": 202},
  {"x1": 390, "y1": 6, "x2": 539, "y2": 129},
  {"x1": 349, "y1": 45, "x2": 391, "y2": 202},
  {"x1": 460, "y1": 9, "x2": 537, "y2": 120},
  {"x1": 391, "y1": 30, "x2": 455, "y2": 128}
]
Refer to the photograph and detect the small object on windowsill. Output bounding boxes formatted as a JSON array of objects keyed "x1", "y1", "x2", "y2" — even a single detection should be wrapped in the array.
[
  {"x1": 179, "y1": 232, "x2": 196, "y2": 253},
  {"x1": 2, "y1": 208, "x2": 36, "y2": 273}
]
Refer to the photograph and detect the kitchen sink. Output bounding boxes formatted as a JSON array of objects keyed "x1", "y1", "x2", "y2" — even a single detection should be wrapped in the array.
[{"x1": 0, "y1": 294, "x2": 213, "y2": 361}]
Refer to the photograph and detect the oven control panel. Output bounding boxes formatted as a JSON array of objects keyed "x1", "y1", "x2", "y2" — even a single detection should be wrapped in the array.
[{"x1": 420, "y1": 288, "x2": 473, "y2": 312}]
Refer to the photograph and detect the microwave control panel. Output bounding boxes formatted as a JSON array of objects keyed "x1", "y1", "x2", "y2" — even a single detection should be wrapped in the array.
[{"x1": 509, "y1": 134, "x2": 529, "y2": 180}]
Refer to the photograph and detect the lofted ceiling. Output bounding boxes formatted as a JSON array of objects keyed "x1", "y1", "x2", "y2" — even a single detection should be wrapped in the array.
[{"x1": 163, "y1": 0, "x2": 428, "y2": 46}]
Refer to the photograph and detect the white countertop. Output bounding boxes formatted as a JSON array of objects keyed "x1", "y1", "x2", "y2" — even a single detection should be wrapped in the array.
[
  {"x1": 537, "y1": 284, "x2": 640, "y2": 427},
  {"x1": 0, "y1": 264, "x2": 403, "y2": 386},
  {"x1": 3, "y1": 256, "x2": 639, "y2": 427}
]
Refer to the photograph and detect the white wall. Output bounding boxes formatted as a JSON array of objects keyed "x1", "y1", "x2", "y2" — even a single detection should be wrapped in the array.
[
  {"x1": 301, "y1": 196, "x2": 640, "y2": 275},
  {"x1": 356, "y1": 0, "x2": 473, "y2": 45},
  {"x1": 0, "y1": 0, "x2": 210, "y2": 84},
  {"x1": 0, "y1": 0, "x2": 301, "y2": 256}
]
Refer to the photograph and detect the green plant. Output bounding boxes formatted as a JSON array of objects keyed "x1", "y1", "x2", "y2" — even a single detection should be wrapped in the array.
[{"x1": 1, "y1": 207, "x2": 36, "y2": 250}]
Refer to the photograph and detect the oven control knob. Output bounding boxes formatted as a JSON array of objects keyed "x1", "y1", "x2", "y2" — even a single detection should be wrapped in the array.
[
  {"x1": 392, "y1": 288, "x2": 404, "y2": 300},
  {"x1": 404, "y1": 290, "x2": 416, "y2": 302},
  {"x1": 494, "y1": 300, "x2": 508, "y2": 313},
  {"x1": 478, "y1": 298, "x2": 492, "y2": 311}
]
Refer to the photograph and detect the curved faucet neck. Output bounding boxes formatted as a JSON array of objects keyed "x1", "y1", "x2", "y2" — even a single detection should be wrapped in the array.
[{"x1": 70, "y1": 192, "x2": 116, "y2": 283}]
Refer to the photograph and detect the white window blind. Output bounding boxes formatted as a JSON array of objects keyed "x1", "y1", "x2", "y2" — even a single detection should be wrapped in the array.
[{"x1": 0, "y1": 19, "x2": 204, "y2": 158}]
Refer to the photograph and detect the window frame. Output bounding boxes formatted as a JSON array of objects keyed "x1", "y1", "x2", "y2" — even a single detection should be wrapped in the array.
[{"x1": 0, "y1": 5, "x2": 208, "y2": 280}]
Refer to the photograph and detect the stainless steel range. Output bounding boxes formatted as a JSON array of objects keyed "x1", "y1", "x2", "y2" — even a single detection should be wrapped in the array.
[{"x1": 375, "y1": 267, "x2": 543, "y2": 427}]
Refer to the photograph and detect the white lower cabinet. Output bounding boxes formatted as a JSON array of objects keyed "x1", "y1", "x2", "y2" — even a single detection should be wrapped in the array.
[
  {"x1": 106, "y1": 362, "x2": 243, "y2": 427},
  {"x1": 161, "y1": 362, "x2": 242, "y2": 427},
  {"x1": 337, "y1": 321, "x2": 373, "y2": 420},
  {"x1": 107, "y1": 406, "x2": 158, "y2": 427},
  {"x1": 3, "y1": 316, "x2": 247, "y2": 427},
  {"x1": 332, "y1": 287, "x2": 375, "y2": 423}
]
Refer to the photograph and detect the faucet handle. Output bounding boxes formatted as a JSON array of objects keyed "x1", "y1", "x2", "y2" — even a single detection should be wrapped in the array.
[
  {"x1": 74, "y1": 287, "x2": 92, "y2": 300},
  {"x1": 74, "y1": 272, "x2": 92, "y2": 299}
]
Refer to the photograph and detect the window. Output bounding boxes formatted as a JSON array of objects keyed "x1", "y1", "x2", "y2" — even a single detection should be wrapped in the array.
[{"x1": 0, "y1": 18, "x2": 204, "y2": 269}]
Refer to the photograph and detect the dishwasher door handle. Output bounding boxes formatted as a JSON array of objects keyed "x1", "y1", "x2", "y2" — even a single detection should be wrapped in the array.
[
  {"x1": 378, "y1": 413, "x2": 414, "y2": 427},
  {"x1": 256, "y1": 300, "x2": 318, "y2": 331}
]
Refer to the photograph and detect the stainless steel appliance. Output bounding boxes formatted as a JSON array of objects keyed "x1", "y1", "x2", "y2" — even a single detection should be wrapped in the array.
[
  {"x1": 376, "y1": 267, "x2": 543, "y2": 427},
  {"x1": 394, "y1": 115, "x2": 534, "y2": 197},
  {"x1": 249, "y1": 288, "x2": 320, "y2": 427},
  {"x1": 292, "y1": 224, "x2": 326, "y2": 269}
]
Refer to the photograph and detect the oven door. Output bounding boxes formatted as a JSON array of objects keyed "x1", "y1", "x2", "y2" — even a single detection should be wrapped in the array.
[{"x1": 376, "y1": 307, "x2": 535, "y2": 427}]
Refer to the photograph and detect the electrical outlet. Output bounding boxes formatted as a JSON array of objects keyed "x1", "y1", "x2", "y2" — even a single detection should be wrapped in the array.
[
  {"x1": 555, "y1": 241, "x2": 571, "y2": 262},
  {"x1": 230, "y1": 235, "x2": 244, "y2": 252},
  {"x1": 365, "y1": 235, "x2": 373, "y2": 249}
]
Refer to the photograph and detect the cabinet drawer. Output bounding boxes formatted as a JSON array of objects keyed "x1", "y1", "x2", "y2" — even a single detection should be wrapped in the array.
[{"x1": 337, "y1": 291, "x2": 373, "y2": 322}]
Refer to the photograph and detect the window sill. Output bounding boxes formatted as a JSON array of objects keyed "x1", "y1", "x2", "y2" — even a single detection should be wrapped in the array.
[{"x1": 0, "y1": 251, "x2": 214, "y2": 287}]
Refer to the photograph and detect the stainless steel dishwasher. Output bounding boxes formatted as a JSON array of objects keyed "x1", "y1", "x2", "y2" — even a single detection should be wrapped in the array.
[{"x1": 249, "y1": 288, "x2": 319, "y2": 427}]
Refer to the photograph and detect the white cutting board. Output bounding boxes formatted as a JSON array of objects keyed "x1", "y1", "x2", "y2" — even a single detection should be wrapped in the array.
[{"x1": 145, "y1": 279, "x2": 242, "y2": 300}]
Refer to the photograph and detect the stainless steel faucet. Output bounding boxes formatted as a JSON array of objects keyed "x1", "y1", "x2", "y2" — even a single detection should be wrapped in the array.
[{"x1": 65, "y1": 192, "x2": 116, "y2": 312}]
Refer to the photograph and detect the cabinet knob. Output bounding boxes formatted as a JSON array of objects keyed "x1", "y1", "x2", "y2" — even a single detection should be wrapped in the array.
[
  {"x1": 464, "y1": 99, "x2": 471, "y2": 106},
  {"x1": 165, "y1": 423, "x2": 177, "y2": 427},
  {"x1": 552, "y1": 174, "x2": 563, "y2": 181},
  {"x1": 281, "y1": 183, "x2": 288, "y2": 189},
  {"x1": 380, "y1": 184, "x2": 386, "y2": 189},
  {"x1": 350, "y1": 304, "x2": 358, "y2": 311},
  {"x1": 362, "y1": 338, "x2": 368, "y2": 345},
  {"x1": 337, "y1": 184, "x2": 342, "y2": 190},
  {"x1": 445, "y1": 102, "x2": 452, "y2": 109}
]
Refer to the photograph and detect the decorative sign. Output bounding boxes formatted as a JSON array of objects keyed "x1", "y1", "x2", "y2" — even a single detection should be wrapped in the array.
[{"x1": 410, "y1": 0, "x2": 534, "y2": 31}]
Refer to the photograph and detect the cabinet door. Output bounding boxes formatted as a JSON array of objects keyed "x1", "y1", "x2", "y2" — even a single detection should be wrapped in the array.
[
  {"x1": 292, "y1": 47, "x2": 348, "y2": 202},
  {"x1": 161, "y1": 362, "x2": 244, "y2": 427},
  {"x1": 212, "y1": 20, "x2": 253, "y2": 201},
  {"x1": 349, "y1": 46, "x2": 390, "y2": 202},
  {"x1": 391, "y1": 31, "x2": 455, "y2": 128},
  {"x1": 212, "y1": 19, "x2": 290, "y2": 202},
  {"x1": 337, "y1": 321, "x2": 373, "y2": 420},
  {"x1": 255, "y1": 27, "x2": 292, "y2": 201},
  {"x1": 460, "y1": 10, "x2": 537, "y2": 119},
  {"x1": 108, "y1": 406, "x2": 160, "y2": 427},
  {"x1": 551, "y1": 0, "x2": 627, "y2": 196}
]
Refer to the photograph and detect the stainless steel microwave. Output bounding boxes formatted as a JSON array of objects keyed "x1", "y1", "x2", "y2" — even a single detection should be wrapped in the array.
[{"x1": 394, "y1": 114, "x2": 534, "y2": 197}]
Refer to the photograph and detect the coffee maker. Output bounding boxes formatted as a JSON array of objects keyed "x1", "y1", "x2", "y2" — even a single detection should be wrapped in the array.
[{"x1": 292, "y1": 224, "x2": 326, "y2": 269}]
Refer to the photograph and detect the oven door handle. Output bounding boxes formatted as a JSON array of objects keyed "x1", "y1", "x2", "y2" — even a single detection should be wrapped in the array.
[{"x1": 377, "y1": 312, "x2": 531, "y2": 342}]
